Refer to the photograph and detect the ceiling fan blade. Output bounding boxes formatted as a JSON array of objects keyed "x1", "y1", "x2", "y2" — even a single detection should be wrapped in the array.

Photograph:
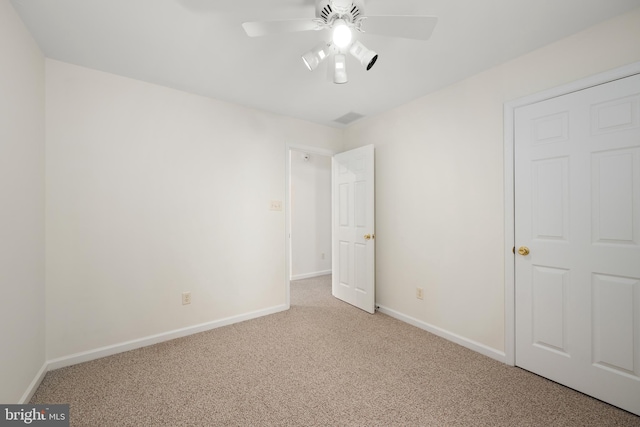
[
  {"x1": 360, "y1": 16, "x2": 438, "y2": 40},
  {"x1": 242, "y1": 19, "x2": 321, "y2": 37}
]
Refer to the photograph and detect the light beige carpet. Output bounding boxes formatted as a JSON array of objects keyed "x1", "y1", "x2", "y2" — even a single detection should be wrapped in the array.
[{"x1": 31, "y1": 275, "x2": 640, "y2": 426}]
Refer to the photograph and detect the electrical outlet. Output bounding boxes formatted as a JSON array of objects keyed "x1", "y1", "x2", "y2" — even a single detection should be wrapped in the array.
[
  {"x1": 182, "y1": 292, "x2": 191, "y2": 305},
  {"x1": 416, "y1": 287, "x2": 424, "y2": 300}
]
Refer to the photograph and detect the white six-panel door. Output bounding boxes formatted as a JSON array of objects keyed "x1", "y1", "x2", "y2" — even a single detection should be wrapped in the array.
[
  {"x1": 332, "y1": 145, "x2": 375, "y2": 314},
  {"x1": 515, "y1": 73, "x2": 640, "y2": 415}
]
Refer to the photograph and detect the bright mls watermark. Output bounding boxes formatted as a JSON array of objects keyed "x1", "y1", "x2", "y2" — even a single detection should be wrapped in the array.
[{"x1": 0, "y1": 405, "x2": 69, "y2": 426}]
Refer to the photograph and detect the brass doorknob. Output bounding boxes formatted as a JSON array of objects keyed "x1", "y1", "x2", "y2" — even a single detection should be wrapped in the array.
[
  {"x1": 518, "y1": 246, "x2": 530, "y2": 256},
  {"x1": 364, "y1": 234, "x2": 371, "y2": 240}
]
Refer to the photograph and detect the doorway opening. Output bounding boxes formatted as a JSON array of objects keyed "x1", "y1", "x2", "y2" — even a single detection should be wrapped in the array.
[{"x1": 285, "y1": 145, "x2": 336, "y2": 308}]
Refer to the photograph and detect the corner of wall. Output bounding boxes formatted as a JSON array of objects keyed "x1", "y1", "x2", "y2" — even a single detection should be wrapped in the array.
[{"x1": 0, "y1": 0, "x2": 47, "y2": 403}]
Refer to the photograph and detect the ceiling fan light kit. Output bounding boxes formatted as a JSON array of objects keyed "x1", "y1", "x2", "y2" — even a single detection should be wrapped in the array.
[
  {"x1": 242, "y1": 0, "x2": 438, "y2": 84},
  {"x1": 333, "y1": 54, "x2": 348, "y2": 84},
  {"x1": 331, "y1": 19, "x2": 353, "y2": 48},
  {"x1": 349, "y1": 40, "x2": 378, "y2": 71},
  {"x1": 302, "y1": 42, "x2": 332, "y2": 71}
]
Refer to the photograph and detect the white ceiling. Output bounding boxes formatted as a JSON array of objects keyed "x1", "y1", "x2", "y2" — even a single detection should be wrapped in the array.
[{"x1": 10, "y1": 0, "x2": 640, "y2": 127}]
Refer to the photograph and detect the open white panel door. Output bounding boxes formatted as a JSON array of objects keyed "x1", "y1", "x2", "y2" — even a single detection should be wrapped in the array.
[{"x1": 332, "y1": 145, "x2": 375, "y2": 314}]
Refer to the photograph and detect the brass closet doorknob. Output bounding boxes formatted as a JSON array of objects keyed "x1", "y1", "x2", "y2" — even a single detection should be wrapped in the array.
[
  {"x1": 518, "y1": 246, "x2": 530, "y2": 256},
  {"x1": 364, "y1": 234, "x2": 374, "y2": 240}
]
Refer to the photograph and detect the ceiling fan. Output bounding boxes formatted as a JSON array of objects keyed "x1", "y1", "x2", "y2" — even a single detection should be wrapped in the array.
[{"x1": 242, "y1": 0, "x2": 438, "y2": 84}]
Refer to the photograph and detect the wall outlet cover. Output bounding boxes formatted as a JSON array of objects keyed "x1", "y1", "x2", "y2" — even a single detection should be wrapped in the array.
[{"x1": 182, "y1": 292, "x2": 191, "y2": 305}]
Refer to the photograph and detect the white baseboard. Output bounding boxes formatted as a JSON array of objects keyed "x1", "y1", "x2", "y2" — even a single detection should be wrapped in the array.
[
  {"x1": 21, "y1": 305, "x2": 288, "y2": 399},
  {"x1": 291, "y1": 270, "x2": 332, "y2": 281},
  {"x1": 19, "y1": 362, "x2": 48, "y2": 404},
  {"x1": 376, "y1": 305, "x2": 507, "y2": 364},
  {"x1": 46, "y1": 304, "x2": 288, "y2": 371}
]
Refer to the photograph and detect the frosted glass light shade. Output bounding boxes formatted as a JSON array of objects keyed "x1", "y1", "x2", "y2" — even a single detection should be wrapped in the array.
[
  {"x1": 332, "y1": 19, "x2": 352, "y2": 48},
  {"x1": 302, "y1": 43, "x2": 331, "y2": 71},
  {"x1": 349, "y1": 41, "x2": 378, "y2": 70},
  {"x1": 333, "y1": 54, "x2": 348, "y2": 84}
]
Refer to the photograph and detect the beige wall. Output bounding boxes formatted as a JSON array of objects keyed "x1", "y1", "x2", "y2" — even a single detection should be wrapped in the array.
[
  {"x1": 4, "y1": 1, "x2": 640, "y2": 401},
  {"x1": 45, "y1": 60, "x2": 343, "y2": 360},
  {"x1": 343, "y1": 8, "x2": 640, "y2": 353},
  {"x1": 0, "y1": 1, "x2": 46, "y2": 402}
]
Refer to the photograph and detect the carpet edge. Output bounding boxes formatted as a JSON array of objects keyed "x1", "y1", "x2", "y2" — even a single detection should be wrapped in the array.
[
  {"x1": 45, "y1": 304, "x2": 288, "y2": 371},
  {"x1": 377, "y1": 305, "x2": 508, "y2": 364}
]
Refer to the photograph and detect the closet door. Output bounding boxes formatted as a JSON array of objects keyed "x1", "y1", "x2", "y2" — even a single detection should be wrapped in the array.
[{"x1": 515, "y1": 73, "x2": 640, "y2": 416}]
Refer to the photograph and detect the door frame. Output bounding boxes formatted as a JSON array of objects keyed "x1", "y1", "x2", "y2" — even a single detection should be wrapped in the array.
[
  {"x1": 285, "y1": 143, "x2": 337, "y2": 309},
  {"x1": 503, "y1": 61, "x2": 640, "y2": 366}
]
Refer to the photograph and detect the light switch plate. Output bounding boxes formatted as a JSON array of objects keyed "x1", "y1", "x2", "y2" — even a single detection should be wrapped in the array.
[{"x1": 270, "y1": 200, "x2": 283, "y2": 211}]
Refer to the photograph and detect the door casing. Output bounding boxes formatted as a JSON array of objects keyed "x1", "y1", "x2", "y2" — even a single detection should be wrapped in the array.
[{"x1": 503, "y1": 61, "x2": 640, "y2": 366}]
